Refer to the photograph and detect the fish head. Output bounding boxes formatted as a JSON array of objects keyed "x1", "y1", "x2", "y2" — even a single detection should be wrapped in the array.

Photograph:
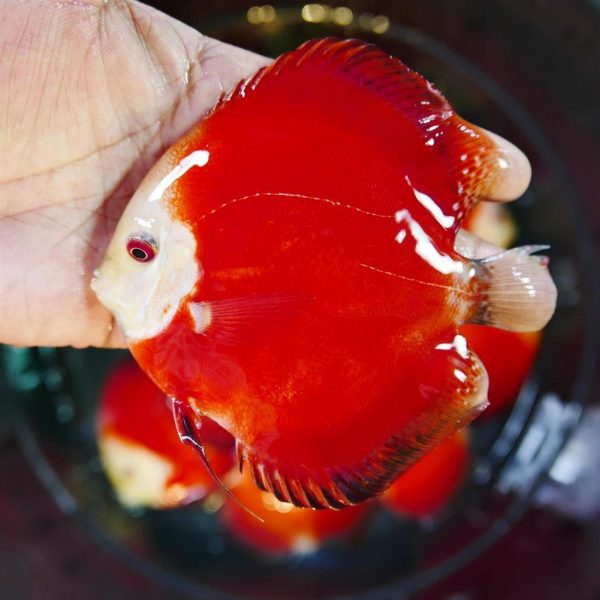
[{"x1": 92, "y1": 152, "x2": 201, "y2": 342}]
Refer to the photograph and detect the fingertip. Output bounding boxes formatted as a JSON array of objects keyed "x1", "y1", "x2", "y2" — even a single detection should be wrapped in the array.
[{"x1": 483, "y1": 130, "x2": 532, "y2": 202}]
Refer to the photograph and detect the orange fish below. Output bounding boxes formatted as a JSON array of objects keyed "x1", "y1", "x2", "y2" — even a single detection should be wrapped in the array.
[
  {"x1": 97, "y1": 360, "x2": 234, "y2": 509},
  {"x1": 382, "y1": 430, "x2": 469, "y2": 518},
  {"x1": 221, "y1": 468, "x2": 369, "y2": 556},
  {"x1": 92, "y1": 38, "x2": 557, "y2": 509}
]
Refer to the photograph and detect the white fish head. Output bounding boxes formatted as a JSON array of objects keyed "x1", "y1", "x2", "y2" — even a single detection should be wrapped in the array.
[{"x1": 91, "y1": 151, "x2": 205, "y2": 342}]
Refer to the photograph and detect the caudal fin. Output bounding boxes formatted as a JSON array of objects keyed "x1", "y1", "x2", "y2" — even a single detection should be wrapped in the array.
[{"x1": 471, "y1": 246, "x2": 557, "y2": 332}]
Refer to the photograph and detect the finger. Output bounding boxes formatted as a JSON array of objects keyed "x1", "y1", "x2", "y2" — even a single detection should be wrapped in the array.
[
  {"x1": 125, "y1": 0, "x2": 272, "y2": 147},
  {"x1": 455, "y1": 228, "x2": 503, "y2": 260},
  {"x1": 462, "y1": 202, "x2": 516, "y2": 249},
  {"x1": 98, "y1": 314, "x2": 129, "y2": 350},
  {"x1": 481, "y1": 129, "x2": 532, "y2": 203}
]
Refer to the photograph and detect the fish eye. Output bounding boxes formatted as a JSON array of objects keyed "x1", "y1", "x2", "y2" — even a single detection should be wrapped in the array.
[{"x1": 127, "y1": 234, "x2": 158, "y2": 263}]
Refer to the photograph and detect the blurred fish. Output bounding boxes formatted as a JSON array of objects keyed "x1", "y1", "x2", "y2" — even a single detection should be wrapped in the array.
[
  {"x1": 221, "y1": 468, "x2": 369, "y2": 556},
  {"x1": 97, "y1": 360, "x2": 233, "y2": 509}
]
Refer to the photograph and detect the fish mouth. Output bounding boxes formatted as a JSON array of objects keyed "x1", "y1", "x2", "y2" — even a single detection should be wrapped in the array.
[
  {"x1": 91, "y1": 259, "x2": 136, "y2": 342},
  {"x1": 92, "y1": 268, "x2": 179, "y2": 343}
]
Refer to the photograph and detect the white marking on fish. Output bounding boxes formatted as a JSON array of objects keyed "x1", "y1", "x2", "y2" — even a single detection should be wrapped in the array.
[{"x1": 189, "y1": 302, "x2": 213, "y2": 334}]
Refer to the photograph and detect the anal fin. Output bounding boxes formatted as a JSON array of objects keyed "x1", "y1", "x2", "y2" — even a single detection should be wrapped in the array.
[{"x1": 237, "y1": 342, "x2": 488, "y2": 510}]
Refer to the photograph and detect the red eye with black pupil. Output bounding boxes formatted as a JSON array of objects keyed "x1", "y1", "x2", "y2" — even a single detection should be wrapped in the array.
[{"x1": 127, "y1": 237, "x2": 156, "y2": 263}]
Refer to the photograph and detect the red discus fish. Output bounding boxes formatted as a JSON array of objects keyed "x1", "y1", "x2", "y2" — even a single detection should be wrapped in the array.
[
  {"x1": 97, "y1": 360, "x2": 234, "y2": 509},
  {"x1": 221, "y1": 468, "x2": 369, "y2": 556},
  {"x1": 92, "y1": 39, "x2": 556, "y2": 509},
  {"x1": 382, "y1": 430, "x2": 469, "y2": 519}
]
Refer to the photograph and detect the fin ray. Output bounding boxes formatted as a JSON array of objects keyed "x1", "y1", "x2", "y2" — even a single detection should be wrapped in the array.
[
  {"x1": 172, "y1": 399, "x2": 264, "y2": 522},
  {"x1": 189, "y1": 293, "x2": 313, "y2": 345},
  {"x1": 470, "y1": 246, "x2": 557, "y2": 332}
]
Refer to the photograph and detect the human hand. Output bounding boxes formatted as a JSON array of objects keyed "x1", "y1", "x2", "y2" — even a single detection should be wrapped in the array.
[
  {"x1": 0, "y1": 0, "x2": 269, "y2": 348},
  {"x1": 0, "y1": 0, "x2": 530, "y2": 349}
]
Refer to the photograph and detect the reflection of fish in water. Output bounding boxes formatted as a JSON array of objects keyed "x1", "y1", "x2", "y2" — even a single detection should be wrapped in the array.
[{"x1": 92, "y1": 38, "x2": 557, "y2": 509}]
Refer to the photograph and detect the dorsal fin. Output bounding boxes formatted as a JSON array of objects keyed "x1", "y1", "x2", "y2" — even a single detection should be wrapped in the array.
[
  {"x1": 222, "y1": 38, "x2": 450, "y2": 123},
  {"x1": 211, "y1": 37, "x2": 500, "y2": 222}
]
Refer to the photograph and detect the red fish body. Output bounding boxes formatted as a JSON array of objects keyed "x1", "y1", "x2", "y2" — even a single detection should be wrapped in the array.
[{"x1": 93, "y1": 39, "x2": 556, "y2": 509}]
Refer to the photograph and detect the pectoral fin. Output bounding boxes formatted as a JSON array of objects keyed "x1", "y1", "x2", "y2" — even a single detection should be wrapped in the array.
[{"x1": 188, "y1": 293, "x2": 314, "y2": 345}]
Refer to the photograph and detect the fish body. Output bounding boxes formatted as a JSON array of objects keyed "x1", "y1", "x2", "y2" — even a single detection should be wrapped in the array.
[{"x1": 92, "y1": 39, "x2": 556, "y2": 508}]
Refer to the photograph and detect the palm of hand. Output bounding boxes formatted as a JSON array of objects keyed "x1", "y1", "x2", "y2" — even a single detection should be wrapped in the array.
[
  {"x1": 0, "y1": 1, "x2": 529, "y2": 349},
  {"x1": 0, "y1": 0, "x2": 268, "y2": 347}
]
